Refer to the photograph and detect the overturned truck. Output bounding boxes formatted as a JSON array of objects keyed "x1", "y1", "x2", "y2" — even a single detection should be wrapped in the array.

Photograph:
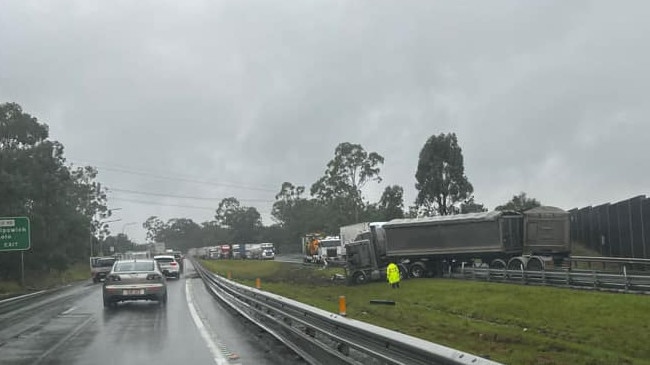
[{"x1": 345, "y1": 206, "x2": 570, "y2": 285}]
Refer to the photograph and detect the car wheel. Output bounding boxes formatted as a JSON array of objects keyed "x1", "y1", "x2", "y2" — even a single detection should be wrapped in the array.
[
  {"x1": 103, "y1": 297, "x2": 111, "y2": 308},
  {"x1": 159, "y1": 292, "x2": 168, "y2": 305}
]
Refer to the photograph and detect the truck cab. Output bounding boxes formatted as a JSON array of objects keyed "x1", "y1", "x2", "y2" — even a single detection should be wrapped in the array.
[
  {"x1": 317, "y1": 236, "x2": 343, "y2": 263},
  {"x1": 260, "y1": 242, "x2": 275, "y2": 260}
]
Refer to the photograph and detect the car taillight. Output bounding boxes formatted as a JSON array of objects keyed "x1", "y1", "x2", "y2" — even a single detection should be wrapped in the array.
[
  {"x1": 109, "y1": 275, "x2": 121, "y2": 281},
  {"x1": 170, "y1": 262, "x2": 177, "y2": 266},
  {"x1": 147, "y1": 274, "x2": 162, "y2": 280}
]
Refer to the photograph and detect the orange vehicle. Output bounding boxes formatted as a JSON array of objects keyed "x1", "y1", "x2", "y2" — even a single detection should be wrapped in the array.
[{"x1": 302, "y1": 233, "x2": 323, "y2": 263}]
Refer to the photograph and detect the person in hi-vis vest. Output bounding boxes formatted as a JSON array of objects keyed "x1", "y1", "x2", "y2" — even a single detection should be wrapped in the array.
[{"x1": 386, "y1": 262, "x2": 400, "y2": 289}]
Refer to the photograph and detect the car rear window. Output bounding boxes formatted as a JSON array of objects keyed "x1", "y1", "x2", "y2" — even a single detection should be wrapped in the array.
[
  {"x1": 155, "y1": 258, "x2": 174, "y2": 263},
  {"x1": 115, "y1": 262, "x2": 155, "y2": 272},
  {"x1": 91, "y1": 258, "x2": 116, "y2": 268}
]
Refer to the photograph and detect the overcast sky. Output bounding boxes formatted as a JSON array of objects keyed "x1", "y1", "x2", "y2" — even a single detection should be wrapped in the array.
[{"x1": 1, "y1": 0, "x2": 649, "y2": 243}]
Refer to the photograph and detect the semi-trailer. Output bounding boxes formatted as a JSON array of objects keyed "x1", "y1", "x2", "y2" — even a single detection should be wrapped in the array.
[{"x1": 344, "y1": 206, "x2": 570, "y2": 285}]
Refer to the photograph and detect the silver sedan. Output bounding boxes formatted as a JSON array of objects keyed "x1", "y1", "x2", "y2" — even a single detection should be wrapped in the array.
[{"x1": 102, "y1": 259, "x2": 167, "y2": 307}]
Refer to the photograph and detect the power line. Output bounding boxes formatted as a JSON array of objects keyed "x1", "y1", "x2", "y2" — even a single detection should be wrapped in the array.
[
  {"x1": 110, "y1": 197, "x2": 273, "y2": 212},
  {"x1": 108, "y1": 187, "x2": 274, "y2": 203},
  {"x1": 110, "y1": 197, "x2": 216, "y2": 211},
  {"x1": 68, "y1": 159, "x2": 279, "y2": 192}
]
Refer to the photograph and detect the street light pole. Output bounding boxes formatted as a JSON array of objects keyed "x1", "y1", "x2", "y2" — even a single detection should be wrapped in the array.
[
  {"x1": 95, "y1": 218, "x2": 121, "y2": 256},
  {"x1": 121, "y1": 222, "x2": 138, "y2": 252}
]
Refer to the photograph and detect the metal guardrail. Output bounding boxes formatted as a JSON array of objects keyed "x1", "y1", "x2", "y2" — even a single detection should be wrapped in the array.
[
  {"x1": 0, "y1": 290, "x2": 48, "y2": 315},
  {"x1": 192, "y1": 259, "x2": 502, "y2": 365},
  {"x1": 456, "y1": 267, "x2": 650, "y2": 293},
  {"x1": 570, "y1": 255, "x2": 650, "y2": 265}
]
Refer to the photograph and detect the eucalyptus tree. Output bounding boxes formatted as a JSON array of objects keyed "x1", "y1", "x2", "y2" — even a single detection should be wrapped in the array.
[
  {"x1": 378, "y1": 185, "x2": 405, "y2": 220},
  {"x1": 0, "y1": 102, "x2": 107, "y2": 277},
  {"x1": 215, "y1": 197, "x2": 262, "y2": 243},
  {"x1": 310, "y1": 142, "x2": 384, "y2": 223},
  {"x1": 415, "y1": 133, "x2": 473, "y2": 216}
]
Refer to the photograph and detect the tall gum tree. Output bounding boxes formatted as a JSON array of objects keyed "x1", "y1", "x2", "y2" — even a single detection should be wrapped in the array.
[
  {"x1": 310, "y1": 142, "x2": 384, "y2": 223},
  {"x1": 415, "y1": 133, "x2": 474, "y2": 216},
  {"x1": 0, "y1": 102, "x2": 107, "y2": 276}
]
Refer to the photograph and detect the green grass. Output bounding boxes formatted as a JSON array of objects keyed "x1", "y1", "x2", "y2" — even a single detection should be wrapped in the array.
[
  {"x1": 0, "y1": 263, "x2": 91, "y2": 299},
  {"x1": 201, "y1": 259, "x2": 650, "y2": 365}
]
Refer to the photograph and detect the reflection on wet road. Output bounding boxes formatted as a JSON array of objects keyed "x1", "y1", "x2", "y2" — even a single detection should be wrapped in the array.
[{"x1": 0, "y1": 261, "x2": 305, "y2": 365}]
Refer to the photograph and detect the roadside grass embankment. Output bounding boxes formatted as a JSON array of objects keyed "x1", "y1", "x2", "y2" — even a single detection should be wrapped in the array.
[
  {"x1": 200, "y1": 259, "x2": 650, "y2": 365},
  {"x1": 0, "y1": 263, "x2": 90, "y2": 299}
]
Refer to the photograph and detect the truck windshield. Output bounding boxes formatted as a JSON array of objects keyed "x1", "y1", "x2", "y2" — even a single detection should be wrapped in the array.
[{"x1": 320, "y1": 239, "x2": 340, "y2": 247}]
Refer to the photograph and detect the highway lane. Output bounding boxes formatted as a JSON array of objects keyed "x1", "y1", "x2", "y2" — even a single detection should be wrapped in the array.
[{"x1": 0, "y1": 261, "x2": 306, "y2": 365}]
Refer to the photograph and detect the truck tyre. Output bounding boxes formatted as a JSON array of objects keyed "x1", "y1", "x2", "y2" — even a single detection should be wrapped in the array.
[
  {"x1": 507, "y1": 257, "x2": 527, "y2": 271},
  {"x1": 409, "y1": 263, "x2": 427, "y2": 278},
  {"x1": 526, "y1": 256, "x2": 545, "y2": 271},
  {"x1": 490, "y1": 259, "x2": 507, "y2": 270},
  {"x1": 352, "y1": 272, "x2": 367, "y2": 285}
]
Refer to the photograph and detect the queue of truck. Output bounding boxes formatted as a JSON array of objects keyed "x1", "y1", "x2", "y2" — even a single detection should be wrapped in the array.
[
  {"x1": 192, "y1": 242, "x2": 276, "y2": 261},
  {"x1": 297, "y1": 206, "x2": 571, "y2": 285}
]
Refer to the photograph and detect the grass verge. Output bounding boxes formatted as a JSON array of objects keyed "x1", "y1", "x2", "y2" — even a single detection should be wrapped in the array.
[
  {"x1": 0, "y1": 263, "x2": 90, "y2": 299},
  {"x1": 201, "y1": 259, "x2": 650, "y2": 365}
]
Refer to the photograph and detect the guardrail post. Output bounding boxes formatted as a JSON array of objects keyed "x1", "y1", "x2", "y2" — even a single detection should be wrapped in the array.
[
  {"x1": 565, "y1": 269, "x2": 571, "y2": 287},
  {"x1": 256, "y1": 277, "x2": 261, "y2": 289},
  {"x1": 592, "y1": 271, "x2": 597, "y2": 289},
  {"x1": 339, "y1": 295, "x2": 347, "y2": 316},
  {"x1": 227, "y1": 271, "x2": 232, "y2": 279}
]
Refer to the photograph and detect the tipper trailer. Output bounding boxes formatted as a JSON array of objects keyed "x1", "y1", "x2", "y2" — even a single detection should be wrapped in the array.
[{"x1": 345, "y1": 206, "x2": 570, "y2": 285}]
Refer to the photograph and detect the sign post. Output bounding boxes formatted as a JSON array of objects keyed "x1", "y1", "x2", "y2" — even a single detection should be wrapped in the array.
[{"x1": 0, "y1": 217, "x2": 31, "y2": 287}]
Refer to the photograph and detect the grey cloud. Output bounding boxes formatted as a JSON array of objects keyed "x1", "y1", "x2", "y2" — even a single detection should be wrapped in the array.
[{"x1": 1, "y1": 0, "x2": 649, "y2": 241}]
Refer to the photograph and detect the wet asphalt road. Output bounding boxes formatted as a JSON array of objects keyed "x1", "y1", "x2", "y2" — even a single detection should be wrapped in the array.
[{"x1": 0, "y1": 261, "x2": 306, "y2": 365}]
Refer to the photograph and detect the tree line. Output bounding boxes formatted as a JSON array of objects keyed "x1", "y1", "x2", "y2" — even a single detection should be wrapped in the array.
[
  {"x1": 0, "y1": 102, "x2": 541, "y2": 279},
  {"x1": 0, "y1": 103, "x2": 109, "y2": 279},
  {"x1": 141, "y1": 134, "x2": 541, "y2": 254}
]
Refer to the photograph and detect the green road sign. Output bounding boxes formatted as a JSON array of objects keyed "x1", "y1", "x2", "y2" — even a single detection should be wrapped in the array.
[{"x1": 0, "y1": 217, "x2": 31, "y2": 251}]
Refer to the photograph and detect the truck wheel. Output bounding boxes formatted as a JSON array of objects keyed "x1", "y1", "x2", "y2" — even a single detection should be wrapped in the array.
[
  {"x1": 490, "y1": 259, "x2": 507, "y2": 270},
  {"x1": 526, "y1": 257, "x2": 543, "y2": 271},
  {"x1": 409, "y1": 263, "x2": 426, "y2": 278},
  {"x1": 352, "y1": 272, "x2": 367, "y2": 285}
]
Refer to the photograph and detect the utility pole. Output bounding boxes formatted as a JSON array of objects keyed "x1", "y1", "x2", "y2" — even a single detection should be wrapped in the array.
[{"x1": 121, "y1": 222, "x2": 138, "y2": 252}]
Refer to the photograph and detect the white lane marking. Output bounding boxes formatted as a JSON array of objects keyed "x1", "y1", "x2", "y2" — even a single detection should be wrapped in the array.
[
  {"x1": 33, "y1": 315, "x2": 94, "y2": 364},
  {"x1": 61, "y1": 306, "x2": 77, "y2": 315},
  {"x1": 186, "y1": 279, "x2": 227, "y2": 365}
]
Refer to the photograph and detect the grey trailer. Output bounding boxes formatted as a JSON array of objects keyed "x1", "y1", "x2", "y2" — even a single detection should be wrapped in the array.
[
  {"x1": 523, "y1": 206, "x2": 571, "y2": 256},
  {"x1": 380, "y1": 210, "x2": 524, "y2": 277},
  {"x1": 345, "y1": 207, "x2": 571, "y2": 284}
]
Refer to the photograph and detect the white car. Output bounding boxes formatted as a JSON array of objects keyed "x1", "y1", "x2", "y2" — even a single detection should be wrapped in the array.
[{"x1": 153, "y1": 255, "x2": 181, "y2": 279}]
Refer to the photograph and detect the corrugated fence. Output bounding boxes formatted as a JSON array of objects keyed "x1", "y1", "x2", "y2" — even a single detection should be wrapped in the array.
[{"x1": 569, "y1": 195, "x2": 649, "y2": 259}]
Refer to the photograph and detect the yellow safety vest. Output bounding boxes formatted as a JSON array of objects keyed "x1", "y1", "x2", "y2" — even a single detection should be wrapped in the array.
[{"x1": 387, "y1": 263, "x2": 400, "y2": 284}]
